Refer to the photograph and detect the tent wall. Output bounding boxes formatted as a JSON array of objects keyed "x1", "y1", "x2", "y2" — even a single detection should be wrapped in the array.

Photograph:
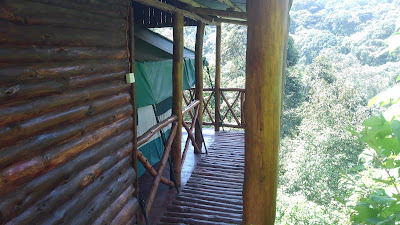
[
  {"x1": 0, "y1": 0, "x2": 138, "y2": 224},
  {"x1": 136, "y1": 59, "x2": 195, "y2": 108},
  {"x1": 135, "y1": 59, "x2": 196, "y2": 176}
]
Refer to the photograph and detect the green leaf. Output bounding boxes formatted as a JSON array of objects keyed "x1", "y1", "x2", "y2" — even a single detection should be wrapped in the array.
[
  {"x1": 352, "y1": 202, "x2": 379, "y2": 222},
  {"x1": 371, "y1": 195, "x2": 396, "y2": 206},
  {"x1": 363, "y1": 116, "x2": 383, "y2": 127},
  {"x1": 377, "y1": 138, "x2": 399, "y2": 156},
  {"x1": 373, "y1": 178, "x2": 394, "y2": 185},
  {"x1": 384, "y1": 158, "x2": 395, "y2": 169},
  {"x1": 397, "y1": 74, "x2": 400, "y2": 81},
  {"x1": 391, "y1": 120, "x2": 400, "y2": 142}
]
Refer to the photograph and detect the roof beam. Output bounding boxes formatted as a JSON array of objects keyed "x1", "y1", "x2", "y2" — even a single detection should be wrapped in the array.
[
  {"x1": 216, "y1": 0, "x2": 243, "y2": 12},
  {"x1": 215, "y1": 17, "x2": 247, "y2": 26},
  {"x1": 134, "y1": 0, "x2": 218, "y2": 25},
  {"x1": 188, "y1": 7, "x2": 246, "y2": 19},
  {"x1": 177, "y1": 0, "x2": 207, "y2": 8}
]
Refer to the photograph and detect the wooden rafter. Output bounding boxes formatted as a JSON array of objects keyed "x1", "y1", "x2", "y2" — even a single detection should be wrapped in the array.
[
  {"x1": 134, "y1": 0, "x2": 218, "y2": 25},
  {"x1": 188, "y1": 7, "x2": 247, "y2": 19},
  {"x1": 215, "y1": 17, "x2": 247, "y2": 26},
  {"x1": 177, "y1": 0, "x2": 207, "y2": 8},
  {"x1": 216, "y1": 0, "x2": 243, "y2": 12}
]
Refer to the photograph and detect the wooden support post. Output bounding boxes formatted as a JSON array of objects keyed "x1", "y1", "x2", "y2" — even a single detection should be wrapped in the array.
[
  {"x1": 195, "y1": 22, "x2": 205, "y2": 153},
  {"x1": 243, "y1": 0, "x2": 289, "y2": 224},
  {"x1": 215, "y1": 25, "x2": 221, "y2": 131},
  {"x1": 171, "y1": 13, "x2": 184, "y2": 187},
  {"x1": 128, "y1": 2, "x2": 138, "y2": 201}
]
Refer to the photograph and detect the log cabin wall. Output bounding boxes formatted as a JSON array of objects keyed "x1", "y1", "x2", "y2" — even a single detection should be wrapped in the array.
[{"x1": 0, "y1": 0, "x2": 138, "y2": 224}]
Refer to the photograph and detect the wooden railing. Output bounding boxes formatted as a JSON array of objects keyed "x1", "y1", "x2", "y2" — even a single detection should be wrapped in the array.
[
  {"x1": 136, "y1": 101, "x2": 201, "y2": 216},
  {"x1": 184, "y1": 88, "x2": 245, "y2": 129},
  {"x1": 181, "y1": 100, "x2": 201, "y2": 164},
  {"x1": 137, "y1": 115, "x2": 178, "y2": 215}
]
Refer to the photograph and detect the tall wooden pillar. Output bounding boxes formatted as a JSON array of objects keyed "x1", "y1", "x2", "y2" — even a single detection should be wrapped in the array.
[
  {"x1": 171, "y1": 13, "x2": 184, "y2": 186},
  {"x1": 243, "y1": 0, "x2": 289, "y2": 224},
  {"x1": 215, "y1": 25, "x2": 221, "y2": 131},
  {"x1": 195, "y1": 22, "x2": 205, "y2": 153}
]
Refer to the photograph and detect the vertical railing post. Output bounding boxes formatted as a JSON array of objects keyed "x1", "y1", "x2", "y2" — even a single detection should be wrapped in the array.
[
  {"x1": 195, "y1": 22, "x2": 205, "y2": 153},
  {"x1": 243, "y1": 0, "x2": 290, "y2": 224},
  {"x1": 240, "y1": 91, "x2": 245, "y2": 127},
  {"x1": 171, "y1": 13, "x2": 184, "y2": 186},
  {"x1": 215, "y1": 25, "x2": 221, "y2": 131}
]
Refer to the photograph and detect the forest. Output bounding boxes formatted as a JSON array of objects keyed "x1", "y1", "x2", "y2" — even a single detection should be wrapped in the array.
[{"x1": 154, "y1": 0, "x2": 400, "y2": 223}]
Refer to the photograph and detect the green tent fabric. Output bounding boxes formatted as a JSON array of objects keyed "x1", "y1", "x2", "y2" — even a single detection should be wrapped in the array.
[{"x1": 135, "y1": 58, "x2": 196, "y2": 108}]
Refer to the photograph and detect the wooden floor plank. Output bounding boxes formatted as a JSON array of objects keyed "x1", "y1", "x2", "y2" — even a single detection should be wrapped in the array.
[{"x1": 159, "y1": 131, "x2": 244, "y2": 224}]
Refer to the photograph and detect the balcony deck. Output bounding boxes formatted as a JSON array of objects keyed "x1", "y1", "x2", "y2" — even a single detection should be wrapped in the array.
[{"x1": 139, "y1": 129, "x2": 244, "y2": 224}]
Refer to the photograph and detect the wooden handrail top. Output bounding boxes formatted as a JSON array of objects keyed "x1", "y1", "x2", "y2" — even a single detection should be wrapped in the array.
[
  {"x1": 220, "y1": 88, "x2": 245, "y2": 92},
  {"x1": 190, "y1": 87, "x2": 245, "y2": 92},
  {"x1": 137, "y1": 115, "x2": 178, "y2": 147},
  {"x1": 182, "y1": 100, "x2": 200, "y2": 115}
]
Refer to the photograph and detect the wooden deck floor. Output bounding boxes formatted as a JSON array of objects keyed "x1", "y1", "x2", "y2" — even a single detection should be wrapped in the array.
[{"x1": 158, "y1": 131, "x2": 245, "y2": 225}]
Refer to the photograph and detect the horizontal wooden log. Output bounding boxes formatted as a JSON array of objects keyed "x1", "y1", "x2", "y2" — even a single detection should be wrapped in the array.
[
  {"x1": 0, "y1": 94, "x2": 130, "y2": 146},
  {"x1": 167, "y1": 205, "x2": 241, "y2": 220},
  {"x1": 0, "y1": 81, "x2": 129, "y2": 126},
  {"x1": 179, "y1": 192, "x2": 242, "y2": 206},
  {"x1": 134, "y1": 0, "x2": 216, "y2": 25},
  {"x1": 164, "y1": 211, "x2": 242, "y2": 224},
  {"x1": 127, "y1": 216, "x2": 136, "y2": 225},
  {"x1": 171, "y1": 200, "x2": 242, "y2": 214},
  {"x1": 69, "y1": 71, "x2": 126, "y2": 88},
  {"x1": 220, "y1": 88, "x2": 246, "y2": 92},
  {"x1": 136, "y1": 150, "x2": 175, "y2": 187},
  {"x1": 4, "y1": 143, "x2": 132, "y2": 224},
  {"x1": 0, "y1": 79, "x2": 67, "y2": 103},
  {"x1": 182, "y1": 187, "x2": 243, "y2": 199},
  {"x1": 200, "y1": 121, "x2": 244, "y2": 128},
  {"x1": 69, "y1": 169, "x2": 135, "y2": 225},
  {"x1": 110, "y1": 198, "x2": 139, "y2": 225},
  {"x1": 0, "y1": 117, "x2": 133, "y2": 195},
  {"x1": 41, "y1": 162, "x2": 135, "y2": 224},
  {"x1": 192, "y1": 171, "x2": 243, "y2": 181},
  {"x1": 0, "y1": 130, "x2": 133, "y2": 222},
  {"x1": 185, "y1": 179, "x2": 243, "y2": 190},
  {"x1": 198, "y1": 87, "x2": 245, "y2": 92},
  {"x1": 31, "y1": 0, "x2": 127, "y2": 18},
  {"x1": 0, "y1": 58, "x2": 127, "y2": 84},
  {"x1": 160, "y1": 215, "x2": 225, "y2": 225},
  {"x1": 175, "y1": 196, "x2": 243, "y2": 211},
  {"x1": 182, "y1": 100, "x2": 200, "y2": 115},
  {"x1": 187, "y1": 7, "x2": 247, "y2": 19},
  {"x1": 0, "y1": 45, "x2": 126, "y2": 63},
  {"x1": 0, "y1": 72, "x2": 127, "y2": 103},
  {"x1": 190, "y1": 173, "x2": 244, "y2": 184},
  {"x1": 0, "y1": 20, "x2": 125, "y2": 47},
  {"x1": 93, "y1": 186, "x2": 135, "y2": 225},
  {"x1": 137, "y1": 115, "x2": 178, "y2": 146},
  {"x1": 0, "y1": 104, "x2": 133, "y2": 170},
  {"x1": 186, "y1": 183, "x2": 243, "y2": 193},
  {"x1": 0, "y1": 0, "x2": 126, "y2": 31},
  {"x1": 196, "y1": 162, "x2": 244, "y2": 172}
]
